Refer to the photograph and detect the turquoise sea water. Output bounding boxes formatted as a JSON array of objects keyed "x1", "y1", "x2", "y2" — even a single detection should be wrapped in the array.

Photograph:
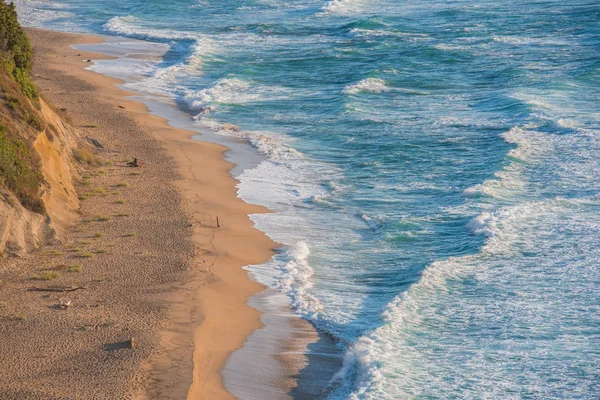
[{"x1": 16, "y1": 0, "x2": 600, "y2": 398}]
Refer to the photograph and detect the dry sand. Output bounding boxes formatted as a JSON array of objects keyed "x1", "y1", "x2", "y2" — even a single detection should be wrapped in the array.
[{"x1": 0, "y1": 28, "x2": 290, "y2": 399}]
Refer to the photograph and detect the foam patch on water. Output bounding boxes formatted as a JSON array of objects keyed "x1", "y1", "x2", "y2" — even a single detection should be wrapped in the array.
[
  {"x1": 462, "y1": 127, "x2": 552, "y2": 200},
  {"x1": 103, "y1": 15, "x2": 201, "y2": 41},
  {"x1": 182, "y1": 78, "x2": 294, "y2": 118},
  {"x1": 349, "y1": 28, "x2": 430, "y2": 41},
  {"x1": 343, "y1": 78, "x2": 390, "y2": 95},
  {"x1": 212, "y1": 126, "x2": 302, "y2": 161},
  {"x1": 321, "y1": 0, "x2": 367, "y2": 15},
  {"x1": 13, "y1": 0, "x2": 75, "y2": 28},
  {"x1": 433, "y1": 43, "x2": 469, "y2": 52},
  {"x1": 492, "y1": 35, "x2": 568, "y2": 46}
]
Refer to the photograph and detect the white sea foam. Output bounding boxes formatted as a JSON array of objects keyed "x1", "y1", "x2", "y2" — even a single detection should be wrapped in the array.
[
  {"x1": 511, "y1": 91, "x2": 565, "y2": 113},
  {"x1": 492, "y1": 35, "x2": 568, "y2": 46},
  {"x1": 104, "y1": 15, "x2": 200, "y2": 41},
  {"x1": 556, "y1": 118, "x2": 579, "y2": 129},
  {"x1": 182, "y1": 78, "x2": 293, "y2": 118},
  {"x1": 337, "y1": 83, "x2": 600, "y2": 396},
  {"x1": 343, "y1": 78, "x2": 390, "y2": 95},
  {"x1": 335, "y1": 255, "x2": 474, "y2": 399},
  {"x1": 462, "y1": 127, "x2": 552, "y2": 200},
  {"x1": 276, "y1": 242, "x2": 324, "y2": 318},
  {"x1": 13, "y1": 0, "x2": 75, "y2": 28},
  {"x1": 349, "y1": 28, "x2": 430, "y2": 41},
  {"x1": 12, "y1": 1, "x2": 68, "y2": 22},
  {"x1": 217, "y1": 127, "x2": 303, "y2": 161},
  {"x1": 338, "y1": 194, "x2": 600, "y2": 399},
  {"x1": 321, "y1": 0, "x2": 366, "y2": 14},
  {"x1": 433, "y1": 43, "x2": 468, "y2": 52}
]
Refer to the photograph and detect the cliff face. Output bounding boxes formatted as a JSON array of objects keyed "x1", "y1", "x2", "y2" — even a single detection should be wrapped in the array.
[
  {"x1": 0, "y1": 97, "x2": 80, "y2": 255},
  {"x1": 0, "y1": 1, "x2": 79, "y2": 256},
  {"x1": 34, "y1": 101, "x2": 80, "y2": 237}
]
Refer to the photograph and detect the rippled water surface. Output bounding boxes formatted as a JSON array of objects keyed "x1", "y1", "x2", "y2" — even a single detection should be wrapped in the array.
[{"x1": 16, "y1": 0, "x2": 600, "y2": 398}]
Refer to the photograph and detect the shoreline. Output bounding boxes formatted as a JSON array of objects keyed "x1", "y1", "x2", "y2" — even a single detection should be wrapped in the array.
[{"x1": 24, "y1": 28, "x2": 279, "y2": 398}]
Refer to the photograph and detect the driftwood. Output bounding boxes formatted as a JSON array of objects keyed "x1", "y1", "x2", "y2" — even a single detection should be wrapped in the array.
[{"x1": 29, "y1": 285, "x2": 86, "y2": 293}]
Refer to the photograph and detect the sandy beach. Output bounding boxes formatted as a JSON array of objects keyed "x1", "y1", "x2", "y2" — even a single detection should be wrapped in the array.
[{"x1": 0, "y1": 27, "x2": 278, "y2": 399}]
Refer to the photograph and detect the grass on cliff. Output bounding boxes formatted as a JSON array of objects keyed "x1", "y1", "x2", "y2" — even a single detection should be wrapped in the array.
[
  {"x1": 0, "y1": 2, "x2": 47, "y2": 214},
  {"x1": 0, "y1": 124, "x2": 44, "y2": 212}
]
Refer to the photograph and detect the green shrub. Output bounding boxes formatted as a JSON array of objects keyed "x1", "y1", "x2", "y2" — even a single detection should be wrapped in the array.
[
  {"x1": 0, "y1": 1, "x2": 38, "y2": 102},
  {"x1": 73, "y1": 147, "x2": 101, "y2": 166},
  {"x1": 12, "y1": 67, "x2": 38, "y2": 104},
  {"x1": 0, "y1": 125, "x2": 44, "y2": 213}
]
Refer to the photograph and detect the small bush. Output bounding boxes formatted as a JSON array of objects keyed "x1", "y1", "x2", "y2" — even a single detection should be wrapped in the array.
[
  {"x1": 94, "y1": 215, "x2": 111, "y2": 222},
  {"x1": 115, "y1": 182, "x2": 129, "y2": 188},
  {"x1": 95, "y1": 249, "x2": 107, "y2": 254},
  {"x1": 116, "y1": 199, "x2": 125, "y2": 204},
  {"x1": 33, "y1": 271, "x2": 60, "y2": 280},
  {"x1": 68, "y1": 264, "x2": 82, "y2": 273},
  {"x1": 73, "y1": 147, "x2": 101, "y2": 166},
  {"x1": 123, "y1": 233, "x2": 136, "y2": 237},
  {"x1": 93, "y1": 232, "x2": 104, "y2": 238}
]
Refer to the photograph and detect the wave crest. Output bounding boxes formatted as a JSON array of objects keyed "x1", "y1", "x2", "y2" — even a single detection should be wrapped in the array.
[
  {"x1": 344, "y1": 78, "x2": 390, "y2": 95},
  {"x1": 277, "y1": 242, "x2": 324, "y2": 318}
]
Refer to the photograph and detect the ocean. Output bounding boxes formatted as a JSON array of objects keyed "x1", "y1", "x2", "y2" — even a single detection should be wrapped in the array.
[{"x1": 15, "y1": 0, "x2": 600, "y2": 398}]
